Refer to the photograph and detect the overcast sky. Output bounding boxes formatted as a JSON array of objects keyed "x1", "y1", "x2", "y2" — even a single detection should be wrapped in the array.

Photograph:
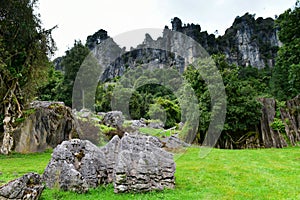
[{"x1": 38, "y1": 0, "x2": 296, "y2": 57}]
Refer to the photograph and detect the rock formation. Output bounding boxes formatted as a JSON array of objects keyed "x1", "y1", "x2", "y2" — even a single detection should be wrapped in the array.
[
  {"x1": 259, "y1": 98, "x2": 288, "y2": 148},
  {"x1": 280, "y1": 95, "x2": 300, "y2": 145},
  {"x1": 161, "y1": 135, "x2": 190, "y2": 149},
  {"x1": 87, "y1": 14, "x2": 279, "y2": 82},
  {"x1": 42, "y1": 134, "x2": 176, "y2": 193},
  {"x1": 114, "y1": 134, "x2": 176, "y2": 193},
  {"x1": 42, "y1": 139, "x2": 106, "y2": 193},
  {"x1": 12, "y1": 101, "x2": 81, "y2": 153},
  {"x1": 0, "y1": 173, "x2": 44, "y2": 200},
  {"x1": 171, "y1": 14, "x2": 279, "y2": 69},
  {"x1": 102, "y1": 111, "x2": 125, "y2": 130}
]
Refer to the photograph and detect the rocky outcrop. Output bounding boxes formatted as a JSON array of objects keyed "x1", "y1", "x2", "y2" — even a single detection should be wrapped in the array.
[
  {"x1": 280, "y1": 95, "x2": 300, "y2": 145},
  {"x1": 42, "y1": 134, "x2": 175, "y2": 193},
  {"x1": 42, "y1": 139, "x2": 106, "y2": 193},
  {"x1": 259, "y1": 98, "x2": 288, "y2": 148},
  {"x1": 0, "y1": 173, "x2": 44, "y2": 200},
  {"x1": 258, "y1": 96, "x2": 300, "y2": 148},
  {"x1": 13, "y1": 101, "x2": 81, "y2": 153},
  {"x1": 171, "y1": 14, "x2": 279, "y2": 69},
  {"x1": 114, "y1": 134, "x2": 175, "y2": 193},
  {"x1": 219, "y1": 14, "x2": 279, "y2": 69},
  {"x1": 86, "y1": 29, "x2": 109, "y2": 50},
  {"x1": 93, "y1": 14, "x2": 278, "y2": 81}
]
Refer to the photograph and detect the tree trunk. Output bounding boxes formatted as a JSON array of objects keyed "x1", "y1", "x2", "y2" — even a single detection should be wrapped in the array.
[
  {"x1": 0, "y1": 132, "x2": 13, "y2": 155},
  {"x1": 0, "y1": 81, "x2": 22, "y2": 154},
  {"x1": 0, "y1": 103, "x2": 14, "y2": 154}
]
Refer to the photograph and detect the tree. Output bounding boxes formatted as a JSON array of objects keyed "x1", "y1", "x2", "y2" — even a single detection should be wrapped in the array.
[
  {"x1": 37, "y1": 65, "x2": 64, "y2": 101},
  {"x1": 183, "y1": 55, "x2": 261, "y2": 144},
  {"x1": 271, "y1": 1, "x2": 300, "y2": 100},
  {"x1": 58, "y1": 41, "x2": 90, "y2": 107},
  {"x1": 0, "y1": 0, "x2": 55, "y2": 154}
]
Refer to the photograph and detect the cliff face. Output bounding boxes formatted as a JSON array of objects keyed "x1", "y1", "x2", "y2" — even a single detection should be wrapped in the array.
[
  {"x1": 86, "y1": 13, "x2": 279, "y2": 81},
  {"x1": 171, "y1": 14, "x2": 279, "y2": 69},
  {"x1": 89, "y1": 28, "x2": 206, "y2": 81}
]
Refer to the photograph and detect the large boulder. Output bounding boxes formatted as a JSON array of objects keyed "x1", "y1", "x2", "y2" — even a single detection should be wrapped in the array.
[
  {"x1": 42, "y1": 139, "x2": 107, "y2": 193},
  {"x1": 13, "y1": 101, "x2": 81, "y2": 153},
  {"x1": 0, "y1": 173, "x2": 44, "y2": 200},
  {"x1": 102, "y1": 111, "x2": 125, "y2": 129},
  {"x1": 114, "y1": 134, "x2": 176, "y2": 193},
  {"x1": 42, "y1": 134, "x2": 176, "y2": 193}
]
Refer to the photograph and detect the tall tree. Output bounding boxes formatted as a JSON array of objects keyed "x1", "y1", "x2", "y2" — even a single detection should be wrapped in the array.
[
  {"x1": 58, "y1": 40, "x2": 90, "y2": 107},
  {"x1": 271, "y1": 1, "x2": 300, "y2": 100},
  {"x1": 0, "y1": 0, "x2": 55, "y2": 154}
]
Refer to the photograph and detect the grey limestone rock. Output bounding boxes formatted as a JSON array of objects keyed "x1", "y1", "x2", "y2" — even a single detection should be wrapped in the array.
[
  {"x1": 102, "y1": 111, "x2": 125, "y2": 129},
  {"x1": 162, "y1": 135, "x2": 190, "y2": 149},
  {"x1": 13, "y1": 101, "x2": 81, "y2": 153},
  {"x1": 113, "y1": 134, "x2": 176, "y2": 193},
  {"x1": 0, "y1": 173, "x2": 44, "y2": 200},
  {"x1": 42, "y1": 134, "x2": 176, "y2": 194},
  {"x1": 42, "y1": 139, "x2": 106, "y2": 193}
]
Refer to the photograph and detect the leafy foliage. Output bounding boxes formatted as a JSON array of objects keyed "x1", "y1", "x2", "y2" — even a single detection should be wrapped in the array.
[
  {"x1": 0, "y1": 0, "x2": 55, "y2": 141},
  {"x1": 271, "y1": 1, "x2": 300, "y2": 100},
  {"x1": 57, "y1": 41, "x2": 90, "y2": 106},
  {"x1": 183, "y1": 55, "x2": 262, "y2": 142},
  {"x1": 38, "y1": 66, "x2": 64, "y2": 101}
]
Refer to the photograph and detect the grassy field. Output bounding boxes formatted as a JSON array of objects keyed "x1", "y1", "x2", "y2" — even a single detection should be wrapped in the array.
[{"x1": 0, "y1": 147, "x2": 299, "y2": 200}]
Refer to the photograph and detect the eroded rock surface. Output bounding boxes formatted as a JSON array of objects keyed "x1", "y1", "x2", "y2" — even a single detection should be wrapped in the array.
[
  {"x1": 42, "y1": 139, "x2": 107, "y2": 193},
  {"x1": 280, "y1": 95, "x2": 300, "y2": 145},
  {"x1": 162, "y1": 135, "x2": 190, "y2": 149},
  {"x1": 114, "y1": 134, "x2": 176, "y2": 193},
  {"x1": 0, "y1": 173, "x2": 44, "y2": 200},
  {"x1": 260, "y1": 98, "x2": 288, "y2": 148},
  {"x1": 13, "y1": 101, "x2": 81, "y2": 153},
  {"x1": 42, "y1": 134, "x2": 176, "y2": 193},
  {"x1": 102, "y1": 111, "x2": 125, "y2": 129}
]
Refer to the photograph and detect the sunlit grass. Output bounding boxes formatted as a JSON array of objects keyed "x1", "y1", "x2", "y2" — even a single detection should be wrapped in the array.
[{"x1": 139, "y1": 127, "x2": 172, "y2": 138}]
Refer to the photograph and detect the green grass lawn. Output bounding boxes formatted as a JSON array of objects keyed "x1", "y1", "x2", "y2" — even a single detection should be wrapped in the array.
[
  {"x1": 139, "y1": 127, "x2": 173, "y2": 138},
  {"x1": 0, "y1": 147, "x2": 299, "y2": 200}
]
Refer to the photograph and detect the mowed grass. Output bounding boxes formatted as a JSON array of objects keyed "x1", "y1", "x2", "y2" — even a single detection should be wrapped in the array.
[{"x1": 0, "y1": 147, "x2": 299, "y2": 200}]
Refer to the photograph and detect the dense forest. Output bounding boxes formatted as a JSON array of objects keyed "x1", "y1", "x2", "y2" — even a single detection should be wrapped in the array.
[{"x1": 1, "y1": 0, "x2": 300, "y2": 153}]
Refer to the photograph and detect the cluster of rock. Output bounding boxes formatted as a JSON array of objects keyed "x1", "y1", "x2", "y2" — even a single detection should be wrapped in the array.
[
  {"x1": 42, "y1": 134, "x2": 176, "y2": 193},
  {"x1": 130, "y1": 118, "x2": 164, "y2": 129}
]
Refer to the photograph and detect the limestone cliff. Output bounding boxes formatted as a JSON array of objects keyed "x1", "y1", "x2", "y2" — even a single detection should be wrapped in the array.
[
  {"x1": 171, "y1": 14, "x2": 279, "y2": 69},
  {"x1": 85, "y1": 13, "x2": 279, "y2": 81}
]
